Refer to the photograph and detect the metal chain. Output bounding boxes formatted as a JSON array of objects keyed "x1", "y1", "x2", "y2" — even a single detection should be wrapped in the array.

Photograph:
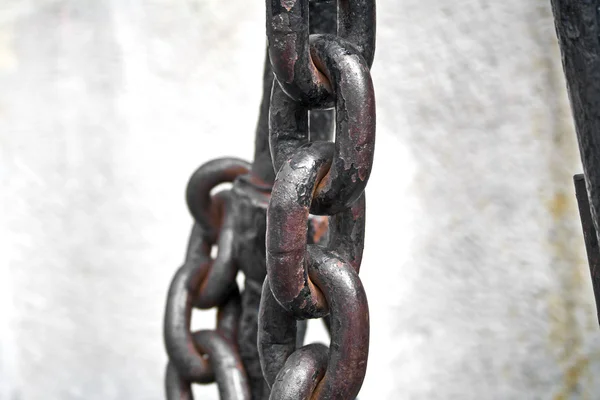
[
  {"x1": 258, "y1": 0, "x2": 376, "y2": 398},
  {"x1": 163, "y1": 0, "x2": 376, "y2": 398}
]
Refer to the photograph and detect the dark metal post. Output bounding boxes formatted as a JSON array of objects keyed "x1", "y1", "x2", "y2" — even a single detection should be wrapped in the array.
[
  {"x1": 551, "y1": 1, "x2": 600, "y2": 319},
  {"x1": 574, "y1": 175, "x2": 600, "y2": 324}
]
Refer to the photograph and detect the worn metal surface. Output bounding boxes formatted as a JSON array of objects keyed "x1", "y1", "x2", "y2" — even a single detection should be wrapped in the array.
[
  {"x1": 268, "y1": 343, "x2": 329, "y2": 400},
  {"x1": 267, "y1": 143, "x2": 367, "y2": 317},
  {"x1": 270, "y1": 35, "x2": 375, "y2": 215},
  {"x1": 259, "y1": 253, "x2": 369, "y2": 399},
  {"x1": 257, "y1": 0, "x2": 376, "y2": 397}
]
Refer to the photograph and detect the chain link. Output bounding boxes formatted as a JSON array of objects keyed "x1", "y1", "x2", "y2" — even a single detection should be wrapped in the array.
[{"x1": 266, "y1": 0, "x2": 375, "y2": 106}]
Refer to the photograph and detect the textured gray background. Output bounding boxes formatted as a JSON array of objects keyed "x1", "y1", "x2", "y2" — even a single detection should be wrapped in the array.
[{"x1": 1, "y1": 0, "x2": 598, "y2": 399}]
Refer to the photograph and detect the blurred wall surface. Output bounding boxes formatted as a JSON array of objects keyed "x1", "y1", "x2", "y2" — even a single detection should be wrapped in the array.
[{"x1": 1, "y1": 0, "x2": 599, "y2": 399}]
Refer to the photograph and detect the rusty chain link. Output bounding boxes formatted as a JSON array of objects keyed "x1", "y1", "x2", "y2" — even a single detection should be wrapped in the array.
[{"x1": 163, "y1": 0, "x2": 375, "y2": 398}]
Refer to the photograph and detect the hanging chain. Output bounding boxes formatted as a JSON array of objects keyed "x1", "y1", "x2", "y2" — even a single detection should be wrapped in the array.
[
  {"x1": 258, "y1": 0, "x2": 376, "y2": 398},
  {"x1": 163, "y1": 0, "x2": 376, "y2": 398}
]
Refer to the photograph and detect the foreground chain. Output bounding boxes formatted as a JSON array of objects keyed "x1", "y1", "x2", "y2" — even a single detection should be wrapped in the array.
[{"x1": 163, "y1": 0, "x2": 376, "y2": 398}]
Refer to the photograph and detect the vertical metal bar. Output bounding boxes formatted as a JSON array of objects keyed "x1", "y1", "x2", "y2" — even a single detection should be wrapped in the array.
[
  {"x1": 551, "y1": 1, "x2": 600, "y2": 239},
  {"x1": 551, "y1": 1, "x2": 600, "y2": 316},
  {"x1": 574, "y1": 174, "x2": 600, "y2": 325}
]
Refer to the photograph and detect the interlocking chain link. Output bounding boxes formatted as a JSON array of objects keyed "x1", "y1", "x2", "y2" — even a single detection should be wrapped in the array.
[
  {"x1": 258, "y1": 0, "x2": 377, "y2": 398},
  {"x1": 163, "y1": 0, "x2": 375, "y2": 398},
  {"x1": 267, "y1": 0, "x2": 375, "y2": 107}
]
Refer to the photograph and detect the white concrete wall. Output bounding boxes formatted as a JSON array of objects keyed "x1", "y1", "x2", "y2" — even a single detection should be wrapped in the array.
[{"x1": 1, "y1": 0, "x2": 598, "y2": 399}]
